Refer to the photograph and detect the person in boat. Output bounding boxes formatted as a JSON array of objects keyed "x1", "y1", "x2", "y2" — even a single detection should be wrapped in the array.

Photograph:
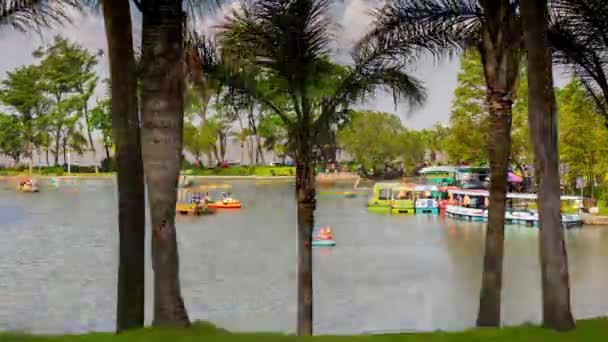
[
  {"x1": 316, "y1": 226, "x2": 333, "y2": 240},
  {"x1": 221, "y1": 191, "x2": 233, "y2": 203},
  {"x1": 203, "y1": 192, "x2": 212, "y2": 204},
  {"x1": 191, "y1": 193, "x2": 202, "y2": 204},
  {"x1": 463, "y1": 195, "x2": 471, "y2": 207}
]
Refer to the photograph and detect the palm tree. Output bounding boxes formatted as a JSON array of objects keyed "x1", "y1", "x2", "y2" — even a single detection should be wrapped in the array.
[
  {"x1": 217, "y1": 0, "x2": 425, "y2": 334},
  {"x1": 100, "y1": 0, "x2": 146, "y2": 332},
  {"x1": 549, "y1": 0, "x2": 608, "y2": 127},
  {"x1": 365, "y1": 0, "x2": 523, "y2": 326},
  {"x1": 0, "y1": 0, "x2": 79, "y2": 31},
  {"x1": 139, "y1": 0, "x2": 191, "y2": 327},
  {"x1": 521, "y1": 0, "x2": 575, "y2": 331}
]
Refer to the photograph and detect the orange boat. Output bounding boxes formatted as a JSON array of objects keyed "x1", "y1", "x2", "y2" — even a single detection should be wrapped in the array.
[{"x1": 208, "y1": 199, "x2": 242, "y2": 209}]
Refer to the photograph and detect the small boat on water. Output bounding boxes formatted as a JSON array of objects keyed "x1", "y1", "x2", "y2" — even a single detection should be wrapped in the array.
[
  {"x1": 445, "y1": 189, "x2": 583, "y2": 228},
  {"x1": 176, "y1": 202, "x2": 216, "y2": 215},
  {"x1": 207, "y1": 191, "x2": 242, "y2": 209},
  {"x1": 390, "y1": 185, "x2": 415, "y2": 214},
  {"x1": 17, "y1": 179, "x2": 39, "y2": 193},
  {"x1": 413, "y1": 185, "x2": 440, "y2": 215},
  {"x1": 312, "y1": 226, "x2": 335, "y2": 247},
  {"x1": 367, "y1": 182, "x2": 399, "y2": 213},
  {"x1": 208, "y1": 199, "x2": 242, "y2": 209}
]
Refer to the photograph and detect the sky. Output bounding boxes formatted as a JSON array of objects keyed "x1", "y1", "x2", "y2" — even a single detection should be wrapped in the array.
[{"x1": 0, "y1": 0, "x2": 569, "y2": 164}]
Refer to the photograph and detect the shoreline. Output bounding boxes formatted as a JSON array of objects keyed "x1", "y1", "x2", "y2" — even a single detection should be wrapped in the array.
[{"x1": 1, "y1": 318, "x2": 607, "y2": 340}]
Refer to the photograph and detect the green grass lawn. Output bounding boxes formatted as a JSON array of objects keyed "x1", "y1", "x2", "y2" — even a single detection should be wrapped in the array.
[{"x1": 2, "y1": 319, "x2": 608, "y2": 342}]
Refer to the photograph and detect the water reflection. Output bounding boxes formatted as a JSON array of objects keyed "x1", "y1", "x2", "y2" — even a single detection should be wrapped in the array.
[{"x1": 1, "y1": 178, "x2": 608, "y2": 335}]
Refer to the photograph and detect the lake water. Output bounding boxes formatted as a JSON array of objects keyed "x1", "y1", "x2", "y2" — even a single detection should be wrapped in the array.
[{"x1": 1, "y1": 177, "x2": 608, "y2": 335}]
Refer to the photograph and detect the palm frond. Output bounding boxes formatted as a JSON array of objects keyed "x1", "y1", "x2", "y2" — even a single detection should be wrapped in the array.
[
  {"x1": 218, "y1": 0, "x2": 332, "y2": 89},
  {"x1": 315, "y1": 36, "x2": 426, "y2": 132},
  {"x1": 0, "y1": 0, "x2": 81, "y2": 31},
  {"x1": 549, "y1": 0, "x2": 608, "y2": 122},
  {"x1": 361, "y1": 0, "x2": 483, "y2": 60}
]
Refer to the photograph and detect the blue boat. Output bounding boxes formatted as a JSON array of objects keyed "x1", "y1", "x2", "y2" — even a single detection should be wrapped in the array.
[{"x1": 312, "y1": 226, "x2": 336, "y2": 247}]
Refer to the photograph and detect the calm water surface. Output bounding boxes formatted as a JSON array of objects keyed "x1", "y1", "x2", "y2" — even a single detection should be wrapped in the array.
[{"x1": 1, "y1": 177, "x2": 608, "y2": 335}]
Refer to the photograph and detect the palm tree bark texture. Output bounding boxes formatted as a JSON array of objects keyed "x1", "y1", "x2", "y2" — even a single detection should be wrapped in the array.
[
  {"x1": 364, "y1": 0, "x2": 523, "y2": 327},
  {"x1": 140, "y1": 0, "x2": 190, "y2": 327},
  {"x1": 101, "y1": 0, "x2": 146, "y2": 332},
  {"x1": 476, "y1": 0, "x2": 523, "y2": 327},
  {"x1": 520, "y1": 0, "x2": 575, "y2": 331},
  {"x1": 295, "y1": 122, "x2": 315, "y2": 336}
]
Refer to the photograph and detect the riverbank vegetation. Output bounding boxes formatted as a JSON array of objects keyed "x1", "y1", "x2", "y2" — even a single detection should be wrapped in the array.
[{"x1": 3, "y1": 318, "x2": 608, "y2": 342}]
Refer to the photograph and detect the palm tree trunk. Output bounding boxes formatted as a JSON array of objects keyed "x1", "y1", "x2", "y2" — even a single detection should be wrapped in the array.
[
  {"x1": 296, "y1": 143, "x2": 315, "y2": 336},
  {"x1": 83, "y1": 102, "x2": 99, "y2": 173},
  {"x1": 54, "y1": 130, "x2": 61, "y2": 166},
  {"x1": 102, "y1": 0, "x2": 146, "y2": 332},
  {"x1": 521, "y1": 0, "x2": 575, "y2": 331},
  {"x1": 477, "y1": 95, "x2": 512, "y2": 326},
  {"x1": 140, "y1": 0, "x2": 189, "y2": 327}
]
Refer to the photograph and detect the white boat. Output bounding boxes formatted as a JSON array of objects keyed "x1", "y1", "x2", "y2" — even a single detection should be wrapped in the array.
[{"x1": 445, "y1": 189, "x2": 583, "y2": 228}]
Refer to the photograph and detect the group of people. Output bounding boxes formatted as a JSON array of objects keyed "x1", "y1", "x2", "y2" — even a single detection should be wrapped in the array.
[
  {"x1": 190, "y1": 192, "x2": 233, "y2": 205},
  {"x1": 449, "y1": 193, "x2": 490, "y2": 209},
  {"x1": 19, "y1": 179, "x2": 35, "y2": 188},
  {"x1": 314, "y1": 226, "x2": 333, "y2": 241}
]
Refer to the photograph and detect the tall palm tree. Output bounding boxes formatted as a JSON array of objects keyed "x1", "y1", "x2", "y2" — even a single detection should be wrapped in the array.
[
  {"x1": 139, "y1": 0, "x2": 191, "y2": 327},
  {"x1": 521, "y1": 0, "x2": 575, "y2": 331},
  {"x1": 364, "y1": 0, "x2": 522, "y2": 326},
  {"x1": 1, "y1": 0, "x2": 146, "y2": 332},
  {"x1": 101, "y1": 0, "x2": 146, "y2": 332},
  {"x1": 217, "y1": 0, "x2": 425, "y2": 335},
  {"x1": 549, "y1": 0, "x2": 608, "y2": 127}
]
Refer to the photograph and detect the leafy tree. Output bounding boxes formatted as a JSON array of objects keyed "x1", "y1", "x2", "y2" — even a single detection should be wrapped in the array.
[
  {"x1": 183, "y1": 118, "x2": 219, "y2": 166},
  {"x1": 218, "y1": 0, "x2": 424, "y2": 334},
  {"x1": 0, "y1": 113, "x2": 25, "y2": 163},
  {"x1": 443, "y1": 50, "x2": 489, "y2": 165},
  {"x1": 338, "y1": 111, "x2": 404, "y2": 172},
  {"x1": 558, "y1": 78, "x2": 608, "y2": 197},
  {"x1": 0, "y1": 63, "x2": 49, "y2": 172},
  {"x1": 89, "y1": 97, "x2": 113, "y2": 161},
  {"x1": 33, "y1": 36, "x2": 99, "y2": 167}
]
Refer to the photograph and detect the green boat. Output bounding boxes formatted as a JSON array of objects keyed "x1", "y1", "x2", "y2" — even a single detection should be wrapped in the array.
[
  {"x1": 367, "y1": 182, "x2": 399, "y2": 210},
  {"x1": 390, "y1": 185, "x2": 415, "y2": 215}
]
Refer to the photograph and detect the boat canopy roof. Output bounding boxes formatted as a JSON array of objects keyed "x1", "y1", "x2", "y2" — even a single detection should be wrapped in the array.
[
  {"x1": 419, "y1": 166, "x2": 458, "y2": 174},
  {"x1": 413, "y1": 184, "x2": 439, "y2": 192},
  {"x1": 447, "y1": 189, "x2": 583, "y2": 201},
  {"x1": 372, "y1": 182, "x2": 400, "y2": 189}
]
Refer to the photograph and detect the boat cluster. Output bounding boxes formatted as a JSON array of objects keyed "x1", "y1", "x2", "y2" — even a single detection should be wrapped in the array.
[{"x1": 366, "y1": 166, "x2": 584, "y2": 228}]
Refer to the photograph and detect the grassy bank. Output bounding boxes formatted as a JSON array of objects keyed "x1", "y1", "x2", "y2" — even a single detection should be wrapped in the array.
[
  {"x1": 0, "y1": 166, "x2": 296, "y2": 178},
  {"x1": 2, "y1": 319, "x2": 607, "y2": 342},
  {"x1": 182, "y1": 166, "x2": 296, "y2": 177}
]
